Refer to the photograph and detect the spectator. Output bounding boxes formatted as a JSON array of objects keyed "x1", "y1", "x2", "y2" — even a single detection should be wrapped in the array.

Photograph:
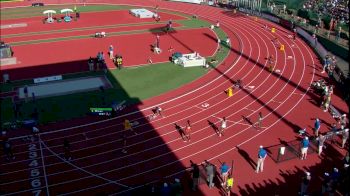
[
  {"x1": 191, "y1": 163, "x2": 200, "y2": 191},
  {"x1": 338, "y1": 114, "x2": 347, "y2": 129},
  {"x1": 256, "y1": 145, "x2": 267, "y2": 173},
  {"x1": 322, "y1": 54, "x2": 331, "y2": 73},
  {"x1": 204, "y1": 160, "x2": 215, "y2": 188},
  {"x1": 341, "y1": 128, "x2": 349, "y2": 148},
  {"x1": 317, "y1": 133, "x2": 326, "y2": 156},
  {"x1": 321, "y1": 172, "x2": 331, "y2": 194},
  {"x1": 314, "y1": 118, "x2": 321, "y2": 137},
  {"x1": 171, "y1": 178, "x2": 182, "y2": 196},
  {"x1": 220, "y1": 162, "x2": 230, "y2": 186},
  {"x1": 330, "y1": 168, "x2": 340, "y2": 184},
  {"x1": 330, "y1": 123, "x2": 338, "y2": 143},
  {"x1": 160, "y1": 183, "x2": 170, "y2": 196},
  {"x1": 299, "y1": 171, "x2": 311, "y2": 196},
  {"x1": 226, "y1": 174, "x2": 234, "y2": 196},
  {"x1": 301, "y1": 136, "x2": 309, "y2": 160}
]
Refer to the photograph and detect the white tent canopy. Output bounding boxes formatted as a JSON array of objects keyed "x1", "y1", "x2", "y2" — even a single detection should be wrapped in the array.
[
  {"x1": 60, "y1": 8, "x2": 73, "y2": 13},
  {"x1": 43, "y1": 10, "x2": 56, "y2": 14}
]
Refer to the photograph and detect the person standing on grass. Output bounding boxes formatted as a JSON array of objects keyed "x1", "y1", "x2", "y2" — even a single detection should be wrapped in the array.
[
  {"x1": 314, "y1": 118, "x2": 321, "y2": 137},
  {"x1": 256, "y1": 145, "x2": 267, "y2": 173},
  {"x1": 124, "y1": 119, "x2": 137, "y2": 135},
  {"x1": 203, "y1": 160, "x2": 215, "y2": 188},
  {"x1": 300, "y1": 136, "x2": 309, "y2": 160},
  {"x1": 317, "y1": 133, "x2": 326, "y2": 156},
  {"x1": 253, "y1": 112, "x2": 263, "y2": 129},
  {"x1": 121, "y1": 133, "x2": 127, "y2": 154},
  {"x1": 220, "y1": 162, "x2": 230, "y2": 186},
  {"x1": 63, "y1": 138, "x2": 71, "y2": 161},
  {"x1": 219, "y1": 117, "x2": 227, "y2": 137}
]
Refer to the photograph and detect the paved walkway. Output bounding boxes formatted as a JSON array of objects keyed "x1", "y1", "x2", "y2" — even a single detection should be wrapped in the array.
[
  {"x1": 17, "y1": 76, "x2": 110, "y2": 99},
  {"x1": 336, "y1": 55, "x2": 349, "y2": 77}
]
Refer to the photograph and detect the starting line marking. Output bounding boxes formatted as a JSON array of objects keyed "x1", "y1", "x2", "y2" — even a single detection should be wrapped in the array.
[
  {"x1": 211, "y1": 115, "x2": 263, "y2": 127},
  {"x1": 244, "y1": 108, "x2": 255, "y2": 112},
  {"x1": 38, "y1": 136, "x2": 50, "y2": 196},
  {"x1": 293, "y1": 92, "x2": 304, "y2": 96},
  {"x1": 41, "y1": 140, "x2": 132, "y2": 189},
  {"x1": 195, "y1": 105, "x2": 206, "y2": 110},
  {"x1": 271, "y1": 100, "x2": 283, "y2": 104}
]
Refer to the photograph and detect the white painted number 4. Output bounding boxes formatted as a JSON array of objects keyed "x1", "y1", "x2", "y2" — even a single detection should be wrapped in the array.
[{"x1": 29, "y1": 160, "x2": 39, "y2": 167}]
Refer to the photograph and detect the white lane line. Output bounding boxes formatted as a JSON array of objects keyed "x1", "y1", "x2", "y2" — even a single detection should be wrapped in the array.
[
  {"x1": 39, "y1": 136, "x2": 50, "y2": 196},
  {"x1": 21, "y1": 9, "x2": 278, "y2": 188},
  {"x1": 3, "y1": 3, "x2": 312, "y2": 194},
  {"x1": 95, "y1": 4, "x2": 313, "y2": 195},
  {"x1": 0, "y1": 9, "x2": 278, "y2": 182},
  {"x1": 114, "y1": 11, "x2": 314, "y2": 195},
  {"x1": 39, "y1": 10, "x2": 294, "y2": 189},
  {"x1": 293, "y1": 92, "x2": 304, "y2": 96},
  {"x1": 1, "y1": 4, "x2": 278, "y2": 175},
  {"x1": 41, "y1": 140, "x2": 131, "y2": 189}
]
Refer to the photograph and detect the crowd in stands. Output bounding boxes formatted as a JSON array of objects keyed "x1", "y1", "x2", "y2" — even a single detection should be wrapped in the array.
[{"x1": 303, "y1": 0, "x2": 349, "y2": 24}]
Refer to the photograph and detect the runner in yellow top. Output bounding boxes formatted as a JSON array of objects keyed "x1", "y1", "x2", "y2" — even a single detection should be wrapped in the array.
[
  {"x1": 226, "y1": 175, "x2": 234, "y2": 196},
  {"x1": 124, "y1": 119, "x2": 137, "y2": 135}
]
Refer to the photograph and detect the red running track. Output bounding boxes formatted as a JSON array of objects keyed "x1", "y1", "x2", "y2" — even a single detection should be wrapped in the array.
[
  {"x1": 1, "y1": 26, "x2": 217, "y2": 81},
  {"x1": 0, "y1": 1, "x2": 348, "y2": 196},
  {"x1": 0, "y1": 10, "x2": 186, "y2": 35}
]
